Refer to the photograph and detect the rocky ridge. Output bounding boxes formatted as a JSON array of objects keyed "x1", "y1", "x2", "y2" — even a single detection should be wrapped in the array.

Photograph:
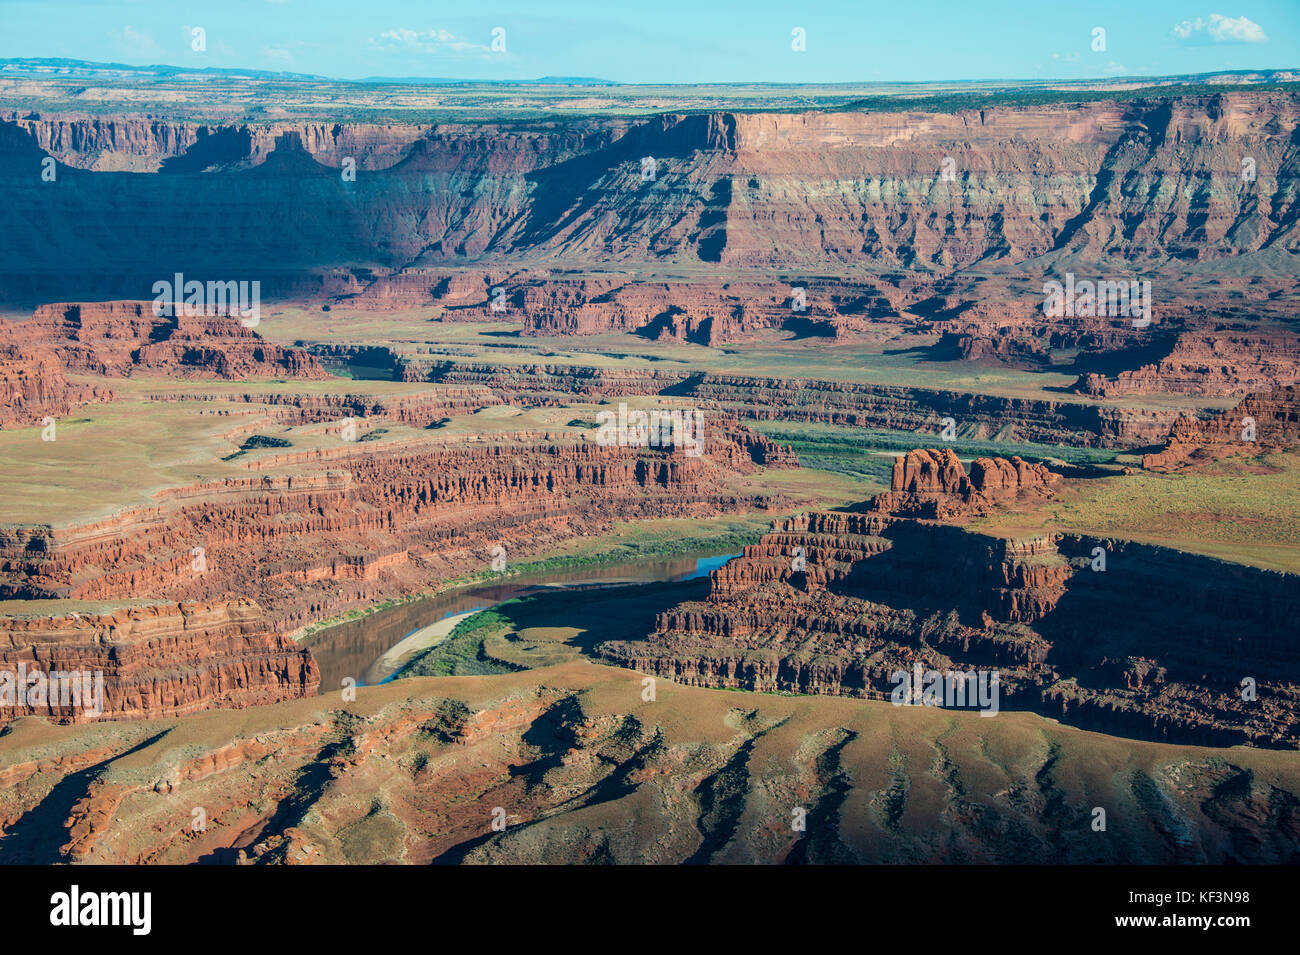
[
  {"x1": 601, "y1": 451, "x2": 1300, "y2": 747},
  {"x1": 1, "y1": 663, "x2": 1296, "y2": 864},
  {"x1": 1142, "y1": 385, "x2": 1300, "y2": 470}
]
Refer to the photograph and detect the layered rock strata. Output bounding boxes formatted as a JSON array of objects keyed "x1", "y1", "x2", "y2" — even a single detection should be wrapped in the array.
[
  {"x1": 0, "y1": 424, "x2": 797, "y2": 636},
  {"x1": 4, "y1": 92, "x2": 1297, "y2": 287},
  {"x1": 867, "y1": 447, "x2": 1061, "y2": 519},
  {"x1": 0, "y1": 343, "x2": 113, "y2": 428},
  {"x1": 0, "y1": 600, "x2": 318, "y2": 724},
  {"x1": 3, "y1": 301, "x2": 326, "y2": 380},
  {"x1": 1142, "y1": 386, "x2": 1300, "y2": 470},
  {"x1": 398, "y1": 360, "x2": 1181, "y2": 447},
  {"x1": 602, "y1": 453, "x2": 1300, "y2": 747}
]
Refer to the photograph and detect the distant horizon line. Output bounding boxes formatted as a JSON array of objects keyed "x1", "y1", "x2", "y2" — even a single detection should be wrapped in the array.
[{"x1": 2, "y1": 56, "x2": 1297, "y2": 89}]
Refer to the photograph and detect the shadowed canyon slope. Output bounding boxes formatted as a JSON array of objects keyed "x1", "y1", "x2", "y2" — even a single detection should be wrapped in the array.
[
  {"x1": 2, "y1": 663, "x2": 1297, "y2": 865},
  {"x1": 2, "y1": 88, "x2": 1298, "y2": 299},
  {"x1": 602, "y1": 450, "x2": 1300, "y2": 749}
]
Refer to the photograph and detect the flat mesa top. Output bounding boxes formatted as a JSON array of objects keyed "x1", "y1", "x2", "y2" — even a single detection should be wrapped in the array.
[{"x1": 2, "y1": 63, "x2": 1296, "y2": 122}]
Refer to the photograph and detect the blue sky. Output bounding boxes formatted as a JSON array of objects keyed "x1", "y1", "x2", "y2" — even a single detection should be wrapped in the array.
[{"x1": 1, "y1": 1, "x2": 1296, "y2": 83}]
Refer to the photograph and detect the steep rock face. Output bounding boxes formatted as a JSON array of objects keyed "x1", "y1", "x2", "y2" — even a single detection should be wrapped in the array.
[
  {"x1": 4, "y1": 94, "x2": 1294, "y2": 397},
  {"x1": 920, "y1": 281, "x2": 1300, "y2": 395},
  {"x1": 324, "y1": 269, "x2": 1300, "y2": 405},
  {"x1": 0, "y1": 343, "x2": 114, "y2": 428},
  {"x1": 333, "y1": 265, "x2": 1299, "y2": 399},
  {"x1": 641, "y1": 375, "x2": 1181, "y2": 447},
  {"x1": 423, "y1": 276, "x2": 899, "y2": 344},
  {"x1": 1142, "y1": 385, "x2": 1300, "y2": 470},
  {"x1": 712, "y1": 97, "x2": 1300, "y2": 267},
  {"x1": 0, "y1": 421, "x2": 795, "y2": 724},
  {"x1": 1076, "y1": 328, "x2": 1300, "y2": 398},
  {"x1": 0, "y1": 599, "x2": 318, "y2": 724},
  {"x1": 2, "y1": 302, "x2": 326, "y2": 380},
  {"x1": 890, "y1": 447, "x2": 969, "y2": 494},
  {"x1": 968, "y1": 455, "x2": 1059, "y2": 495},
  {"x1": 399, "y1": 360, "x2": 1181, "y2": 447},
  {"x1": 142, "y1": 385, "x2": 502, "y2": 427},
  {"x1": 869, "y1": 448, "x2": 1060, "y2": 519},
  {"x1": 2, "y1": 90, "x2": 1296, "y2": 299},
  {"x1": 3, "y1": 117, "x2": 433, "y2": 173},
  {"x1": 0, "y1": 423, "x2": 796, "y2": 633},
  {"x1": 601, "y1": 477, "x2": 1300, "y2": 747}
]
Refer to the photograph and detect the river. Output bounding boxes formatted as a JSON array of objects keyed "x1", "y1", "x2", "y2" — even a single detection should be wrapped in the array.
[{"x1": 304, "y1": 551, "x2": 738, "y2": 690}]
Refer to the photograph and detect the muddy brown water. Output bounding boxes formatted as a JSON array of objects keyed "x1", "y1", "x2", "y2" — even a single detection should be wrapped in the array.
[{"x1": 305, "y1": 552, "x2": 738, "y2": 691}]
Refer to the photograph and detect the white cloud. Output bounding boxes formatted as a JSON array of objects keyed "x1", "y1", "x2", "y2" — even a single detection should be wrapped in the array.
[
  {"x1": 371, "y1": 28, "x2": 490, "y2": 56},
  {"x1": 111, "y1": 25, "x2": 161, "y2": 59},
  {"x1": 1173, "y1": 14, "x2": 1268, "y2": 44}
]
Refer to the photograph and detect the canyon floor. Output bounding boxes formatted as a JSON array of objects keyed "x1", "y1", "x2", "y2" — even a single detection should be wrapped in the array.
[{"x1": 1, "y1": 68, "x2": 1298, "y2": 865}]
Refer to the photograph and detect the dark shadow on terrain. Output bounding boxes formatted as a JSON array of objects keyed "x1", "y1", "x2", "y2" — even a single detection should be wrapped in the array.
[
  {"x1": 514, "y1": 114, "x2": 733, "y2": 250},
  {"x1": 684, "y1": 733, "x2": 764, "y2": 865},
  {"x1": 635, "y1": 306, "x2": 693, "y2": 342},
  {"x1": 1050, "y1": 461, "x2": 1125, "y2": 480},
  {"x1": 196, "y1": 723, "x2": 355, "y2": 864},
  {"x1": 310, "y1": 344, "x2": 403, "y2": 381},
  {"x1": 783, "y1": 731, "x2": 858, "y2": 865},
  {"x1": 509, "y1": 696, "x2": 584, "y2": 789},
  {"x1": 658, "y1": 371, "x2": 706, "y2": 397},
  {"x1": 694, "y1": 177, "x2": 731, "y2": 262},
  {"x1": 501, "y1": 578, "x2": 711, "y2": 657},
  {"x1": 158, "y1": 128, "x2": 254, "y2": 173},
  {"x1": 0, "y1": 125, "x2": 376, "y2": 294},
  {"x1": 781, "y1": 315, "x2": 839, "y2": 339},
  {"x1": 0, "y1": 730, "x2": 169, "y2": 864},
  {"x1": 1059, "y1": 333, "x2": 1180, "y2": 379},
  {"x1": 431, "y1": 704, "x2": 662, "y2": 865}
]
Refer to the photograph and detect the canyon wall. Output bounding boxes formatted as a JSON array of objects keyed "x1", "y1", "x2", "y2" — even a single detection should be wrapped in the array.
[
  {"x1": 2, "y1": 90, "x2": 1296, "y2": 302},
  {"x1": 3, "y1": 91, "x2": 1294, "y2": 397},
  {"x1": 1143, "y1": 385, "x2": 1300, "y2": 469},
  {"x1": 0, "y1": 300, "x2": 326, "y2": 427},
  {"x1": 7, "y1": 301, "x2": 326, "y2": 380},
  {"x1": 0, "y1": 422, "x2": 796, "y2": 633},
  {"x1": 601, "y1": 453, "x2": 1300, "y2": 747},
  {"x1": 0, "y1": 599, "x2": 318, "y2": 724},
  {"x1": 1075, "y1": 326, "x2": 1300, "y2": 398},
  {"x1": 0, "y1": 343, "x2": 113, "y2": 428},
  {"x1": 0, "y1": 117, "x2": 436, "y2": 173},
  {"x1": 407, "y1": 360, "x2": 1182, "y2": 447},
  {"x1": 0, "y1": 408, "x2": 797, "y2": 720}
]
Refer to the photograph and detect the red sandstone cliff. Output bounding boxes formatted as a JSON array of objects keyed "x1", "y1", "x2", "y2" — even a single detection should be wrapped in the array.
[
  {"x1": 0, "y1": 343, "x2": 114, "y2": 428},
  {"x1": 4, "y1": 302, "x2": 326, "y2": 380},
  {"x1": 0, "y1": 599, "x2": 318, "y2": 724},
  {"x1": 1142, "y1": 385, "x2": 1300, "y2": 470},
  {"x1": 3, "y1": 90, "x2": 1297, "y2": 298},
  {"x1": 868, "y1": 448, "x2": 1060, "y2": 518},
  {"x1": 602, "y1": 496, "x2": 1300, "y2": 747},
  {"x1": 394, "y1": 360, "x2": 1182, "y2": 448},
  {"x1": 0, "y1": 422, "x2": 797, "y2": 634}
]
